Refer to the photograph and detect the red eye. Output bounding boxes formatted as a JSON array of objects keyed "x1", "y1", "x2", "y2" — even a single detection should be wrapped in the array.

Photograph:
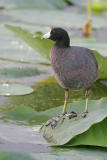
[{"x1": 52, "y1": 29, "x2": 55, "y2": 34}]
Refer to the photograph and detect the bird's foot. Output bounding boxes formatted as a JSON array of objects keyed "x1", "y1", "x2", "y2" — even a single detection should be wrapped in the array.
[
  {"x1": 45, "y1": 111, "x2": 78, "y2": 128},
  {"x1": 45, "y1": 116, "x2": 62, "y2": 128},
  {"x1": 81, "y1": 111, "x2": 88, "y2": 118},
  {"x1": 66, "y1": 111, "x2": 77, "y2": 119}
]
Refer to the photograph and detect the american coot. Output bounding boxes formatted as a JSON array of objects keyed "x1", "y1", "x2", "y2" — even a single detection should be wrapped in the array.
[{"x1": 42, "y1": 28, "x2": 98, "y2": 127}]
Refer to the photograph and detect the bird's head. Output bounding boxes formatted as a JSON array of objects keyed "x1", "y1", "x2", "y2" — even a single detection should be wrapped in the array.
[{"x1": 42, "y1": 28, "x2": 70, "y2": 48}]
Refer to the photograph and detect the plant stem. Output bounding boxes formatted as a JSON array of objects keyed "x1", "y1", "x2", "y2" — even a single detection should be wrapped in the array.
[
  {"x1": 87, "y1": 0, "x2": 92, "y2": 35},
  {"x1": 83, "y1": 0, "x2": 92, "y2": 37}
]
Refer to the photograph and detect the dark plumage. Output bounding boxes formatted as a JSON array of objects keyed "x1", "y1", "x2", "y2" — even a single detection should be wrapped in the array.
[
  {"x1": 42, "y1": 27, "x2": 98, "y2": 122},
  {"x1": 51, "y1": 45, "x2": 98, "y2": 91}
]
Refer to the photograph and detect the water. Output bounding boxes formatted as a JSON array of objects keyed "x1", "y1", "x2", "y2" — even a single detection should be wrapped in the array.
[{"x1": 0, "y1": 122, "x2": 50, "y2": 152}]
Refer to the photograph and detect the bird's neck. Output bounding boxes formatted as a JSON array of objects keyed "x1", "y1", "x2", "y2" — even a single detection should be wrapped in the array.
[{"x1": 55, "y1": 37, "x2": 70, "y2": 48}]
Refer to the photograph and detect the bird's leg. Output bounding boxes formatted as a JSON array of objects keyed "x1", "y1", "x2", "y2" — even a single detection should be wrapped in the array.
[
  {"x1": 45, "y1": 90, "x2": 69, "y2": 128},
  {"x1": 63, "y1": 90, "x2": 77, "y2": 119},
  {"x1": 82, "y1": 89, "x2": 90, "y2": 118},
  {"x1": 45, "y1": 90, "x2": 78, "y2": 128},
  {"x1": 85, "y1": 90, "x2": 90, "y2": 113},
  {"x1": 63, "y1": 89, "x2": 69, "y2": 115}
]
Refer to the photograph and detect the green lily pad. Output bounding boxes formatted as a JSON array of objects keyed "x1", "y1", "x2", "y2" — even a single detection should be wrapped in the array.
[
  {"x1": 40, "y1": 97, "x2": 107, "y2": 147},
  {"x1": 0, "y1": 83, "x2": 33, "y2": 96},
  {"x1": 6, "y1": 25, "x2": 53, "y2": 61},
  {"x1": 92, "y1": 50, "x2": 107, "y2": 80}
]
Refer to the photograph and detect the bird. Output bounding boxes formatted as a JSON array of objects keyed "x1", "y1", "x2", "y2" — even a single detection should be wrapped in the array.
[{"x1": 42, "y1": 28, "x2": 98, "y2": 126}]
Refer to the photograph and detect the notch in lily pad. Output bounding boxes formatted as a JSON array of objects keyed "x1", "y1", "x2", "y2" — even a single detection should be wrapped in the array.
[{"x1": 0, "y1": 83, "x2": 33, "y2": 96}]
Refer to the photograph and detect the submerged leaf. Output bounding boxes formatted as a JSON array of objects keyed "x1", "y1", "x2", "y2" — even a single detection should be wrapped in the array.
[
  {"x1": 8, "y1": 76, "x2": 107, "y2": 112},
  {"x1": 2, "y1": 105, "x2": 51, "y2": 125},
  {"x1": 6, "y1": 76, "x2": 107, "y2": 114},
  {"x1": 40, "y1": 98, "x2": 107, "y2": 147}
]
